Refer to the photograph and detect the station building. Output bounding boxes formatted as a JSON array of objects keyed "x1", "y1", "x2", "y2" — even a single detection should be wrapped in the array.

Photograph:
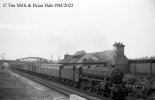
[{"x1": 60, "y1": 42, "x2": 129, "y2": 73}]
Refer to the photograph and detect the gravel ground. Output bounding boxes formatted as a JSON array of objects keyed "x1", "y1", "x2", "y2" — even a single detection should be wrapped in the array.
[{"x1": 0, "y1": 68, "x2": 69, "y2": 100}]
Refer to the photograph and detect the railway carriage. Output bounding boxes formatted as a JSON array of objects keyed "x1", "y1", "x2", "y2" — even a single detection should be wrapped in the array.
[
  {"x1": 47, "y1": 66, "x2": 60, "y2": 78},
  {"x1": 39, "y1": 64, "x2": 61, "y2": 78}
]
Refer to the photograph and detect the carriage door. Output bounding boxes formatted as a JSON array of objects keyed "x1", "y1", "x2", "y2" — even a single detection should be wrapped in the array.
[{"x1": 74, "y1": 65, "x2": 81, "y2": 82}]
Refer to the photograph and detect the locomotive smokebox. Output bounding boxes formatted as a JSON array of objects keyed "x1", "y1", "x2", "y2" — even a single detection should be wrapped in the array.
[{"x1": 111, "y1": 69, "x2": 124, "y2": 83}]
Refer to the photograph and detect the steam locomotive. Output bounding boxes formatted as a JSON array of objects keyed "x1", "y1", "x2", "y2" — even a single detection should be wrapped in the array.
[{"x1": 11, "y1": 62, "x2": 127, "y2": 99}]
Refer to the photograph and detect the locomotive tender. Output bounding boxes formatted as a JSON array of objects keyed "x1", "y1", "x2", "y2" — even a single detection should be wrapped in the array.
[{"x1": 12, "y1": 62, "x2": 127, "y2": 99}]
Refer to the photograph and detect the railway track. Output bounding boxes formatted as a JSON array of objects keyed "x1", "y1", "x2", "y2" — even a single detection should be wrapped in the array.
[{"x1": 10, "y1": 68, "x2": 111, "y2": 100}]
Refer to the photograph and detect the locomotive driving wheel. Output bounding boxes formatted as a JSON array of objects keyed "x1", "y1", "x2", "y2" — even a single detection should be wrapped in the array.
[
  {"x1": 109, "y1": 90, "x2": 114, "y2": 99},
  {"x1": 80, "y1": 81, "x2": 86, "y2": 90},
  {"x1": 98, "y1": 90, "x2": 105, "y2": 97},
  {"x1": 79, "y1": 80, "x2": 90, "y2": 91}
]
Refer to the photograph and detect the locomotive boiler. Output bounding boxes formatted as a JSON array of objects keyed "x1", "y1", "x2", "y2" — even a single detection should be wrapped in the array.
[{"x1": 80, "y1": 64, "x2": 124, "y2": 83}]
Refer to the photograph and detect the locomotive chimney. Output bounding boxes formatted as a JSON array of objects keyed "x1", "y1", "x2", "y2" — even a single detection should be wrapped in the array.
[{"x1": 113, "y1": 42, "x2": 125, "y2": 56}]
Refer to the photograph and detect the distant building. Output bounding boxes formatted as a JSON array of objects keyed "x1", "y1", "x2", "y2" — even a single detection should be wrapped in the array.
[{"x1": 60, "y1": 50, "x2": 86, "y2": 63}]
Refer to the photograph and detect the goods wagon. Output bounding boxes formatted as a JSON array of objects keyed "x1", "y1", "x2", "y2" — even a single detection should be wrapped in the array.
[
  {"x1": 11, "y1": 63, "x2": 22, "y2": 69},
  {"x1": 28, "y1": 64, "x2": 33, "y2": 72},
  {"x1": 36, "y1": 64, "x2": 41, "y2": 74},
  {"x1": 2, "y1": 63, "x2": 9, "y2": 69},
  {"x1": 31, "y1": 64, "x2": 37, "y2": 72},
  {"x1": 40, "y1": 65, "x2": 47, "y2": 75},
  {"x1": 23, "y1": 63, "x2": 29, "y2": 71}
]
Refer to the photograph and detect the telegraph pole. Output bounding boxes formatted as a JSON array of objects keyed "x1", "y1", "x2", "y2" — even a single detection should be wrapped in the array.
[
  {"x1": 51, "y1": 55, "x2": 53, "y2": 60},
  {"x1": 0, "y1": 53, "x2": 5, "y2": 67},
  {"x1": 0, "y1": 53, "x2": 5, "y2": 60}
]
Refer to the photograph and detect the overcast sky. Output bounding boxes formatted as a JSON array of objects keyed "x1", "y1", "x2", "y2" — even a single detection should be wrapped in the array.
[{"x1": 0, "y1": 0, "x2": 155, "y2": 60}]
